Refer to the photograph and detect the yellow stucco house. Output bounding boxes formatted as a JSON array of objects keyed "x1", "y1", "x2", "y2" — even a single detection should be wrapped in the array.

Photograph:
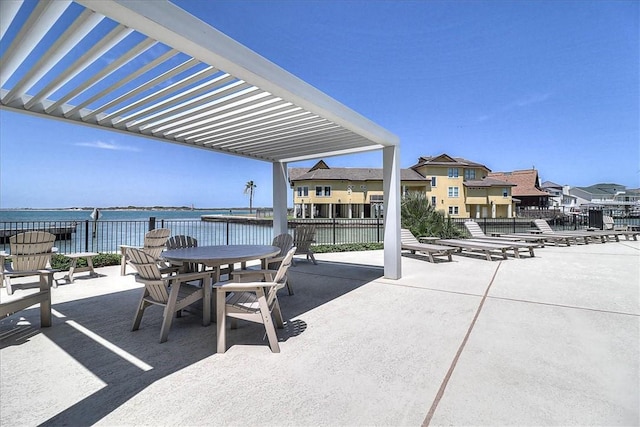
[{"x1": 289, "y1": 154, "x2": 517, "y2": 219}]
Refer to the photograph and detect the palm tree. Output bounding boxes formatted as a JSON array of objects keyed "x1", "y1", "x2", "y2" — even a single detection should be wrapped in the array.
[{"x1": 244, "y1": 180, "x2": 257, "y2": 213}]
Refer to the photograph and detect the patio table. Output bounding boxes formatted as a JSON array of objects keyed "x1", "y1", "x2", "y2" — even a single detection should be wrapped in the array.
[{"x1": 161, "y1": 245, "x2": 280, "y2": 282}]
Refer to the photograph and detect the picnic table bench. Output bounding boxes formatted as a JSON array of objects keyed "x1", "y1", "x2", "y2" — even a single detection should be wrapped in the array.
[{"x1": 63, "y1": 252, "x2": 99, "y2": 283}]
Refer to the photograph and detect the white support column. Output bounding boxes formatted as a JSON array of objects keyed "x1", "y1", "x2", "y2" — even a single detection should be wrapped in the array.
[
  {"x1": 272, "y1": 162, "x2": 288, "y2": 236},
  {"x1": 328, "y1": 203, "x2": 332, "y2": 219},
  {"x1": 383, "y1": 145, "x2": 401, "y2": 279},
  {"x1": 508, "y1": 203, "x2": 512, "y2": 218},
  {"x1": 348, "y1": 204, "x2": 352, "y2": 219},
  {"x1": 310, "y1": 203, "x2": 315, "y2": 219}
]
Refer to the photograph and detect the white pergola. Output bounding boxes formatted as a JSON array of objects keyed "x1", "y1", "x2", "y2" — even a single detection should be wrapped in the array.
[{"x1": 0, "y1": 0, "x2": 402, "y2": 278}]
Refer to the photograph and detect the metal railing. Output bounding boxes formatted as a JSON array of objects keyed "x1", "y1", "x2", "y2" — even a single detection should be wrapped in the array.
[
  {"x1": 0, "y1": 217, "x2": 385, "y2": 254},
  {"x1": 3, "y1": 215, "x2": 636, "y2": 254},
  {"x1": 450, "y1": 216, "x2": 640, "y2": 236}
]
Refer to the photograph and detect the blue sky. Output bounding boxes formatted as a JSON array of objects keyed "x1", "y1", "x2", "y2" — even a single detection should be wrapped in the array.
[{"x1": 1, "y1": 0, "x2": 638, "y2": 209}]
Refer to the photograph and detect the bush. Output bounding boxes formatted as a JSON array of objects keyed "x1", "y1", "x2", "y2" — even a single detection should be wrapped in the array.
[
  {"x1": 51, "y1": 253, "x2": 121, "y2": 271},
  {"x1": 401, "y1": 191, "x2": 463, "y2": 239},
  {"x1": 313, "y1": 243, "x2": 383, "y2": 253}
]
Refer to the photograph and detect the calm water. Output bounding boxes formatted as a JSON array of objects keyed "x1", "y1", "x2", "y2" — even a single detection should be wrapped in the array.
[
  {"x1": 0, "y1": 209, "x2": 277, "y2": 252},
  {"x1": 0, "y1": 209, "x2": 251, "y2": 222}
]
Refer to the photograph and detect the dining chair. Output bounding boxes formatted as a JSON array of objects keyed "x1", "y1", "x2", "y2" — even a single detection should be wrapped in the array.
[
  {"x1": 292, "y1": 225, "x2": 317, "y2": 265},
  {"x1": 215, "y1": 247, "x2": 296, "y2": 353},
  {"x1": 120, "y1": 228, "x2": 173, "y2": 275},
  {"x1": 128, "y1": 247, "x2": 212, "y2": 343},
  {"x1": 2, "y1": 231, "x2": 57, "y2": 295},
  {"x1": 165, "y1": 235, "x2": 198, "y2": 273},
  {"x1": 265, "y1": 233, "x2": 294, "y2": 294}
]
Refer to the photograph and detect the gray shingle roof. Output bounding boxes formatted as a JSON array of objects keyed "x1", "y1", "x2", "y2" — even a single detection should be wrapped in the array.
[
  {"x1": 289, "y1": 166, "x2": 426, "y2": 182},
  {"x1": 409, "y1": 153, "x2": 489, "y2": 170}
]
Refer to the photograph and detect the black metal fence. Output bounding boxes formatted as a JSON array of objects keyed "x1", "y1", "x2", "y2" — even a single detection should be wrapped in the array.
[
  {"x1": 450, "y1": 216, "x2": 640, "y2": 237},
  {"x1": 0, "y1": 217, "x2": 386, "y2": 254},
  {"x1": 2, "y1": 215, "x2": 637, "y2": 254}
]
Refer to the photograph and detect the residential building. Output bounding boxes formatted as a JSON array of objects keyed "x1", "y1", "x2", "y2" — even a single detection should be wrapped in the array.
[
  {"x1": 488, "y1": 169, "x2": 550, "y2": 212},
  {"x1": 569, "y1": 184, "x2": 640, "y2": 217},
  {"x1": 289, "y1": 160, "x2": 427, "y2": 219},
  {"x1": 289, "y1": 154, "x2": 517, "y2": 219},
  {"x1": 409, "y1": 154, "x2": 516, "y2": 218}
]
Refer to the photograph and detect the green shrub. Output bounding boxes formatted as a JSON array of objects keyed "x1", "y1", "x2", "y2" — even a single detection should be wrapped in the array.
[
  {"x1": 51, "y1": 253, "x2": 121, "y2": 271},
  {"x1": 313, "y1": 243, "x2": 383, "y2": 253},
  {"x1": 401, "y1": 191, "x2": 463, "y2": 238}
]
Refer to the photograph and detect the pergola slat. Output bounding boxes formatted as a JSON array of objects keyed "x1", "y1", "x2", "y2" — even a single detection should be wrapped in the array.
[{"x1": 0, "y1": 0, "x2": 402, "y2": 279}]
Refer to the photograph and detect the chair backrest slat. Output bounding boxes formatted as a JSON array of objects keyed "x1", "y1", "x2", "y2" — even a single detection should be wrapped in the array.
[
  {"x1": 9, "y1": 231, "x2": 56, "y2": 271},
  {"x1": 464, "y1": 221, "x2": 486, "y2": 238},
  {"x1": 534, "y1": 219, "x2": 554, "y2": 233},
  {"x1": 144, "y1": 228, "x2": 171, "y2": 259},
  {"x1": 128, "y1": 247, "x2": 163, "y2": 280},
  {"x1": 293, "y1": 226, "x2": 315, "y2": 252},
  {"x1": 400, "y1": 229, "x2": 420, "y2": 245},
  {"x1": 272, "y1": 247, "x2": 296, "y2": 288},
  {"x1": 272, "y1": 233, "x2": 293, "y2": 257}
]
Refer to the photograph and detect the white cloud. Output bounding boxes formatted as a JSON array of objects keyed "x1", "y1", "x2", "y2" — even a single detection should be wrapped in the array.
[
  {"x1": 513, "y1": 92, "x2": 551, "y2": 108},
  {"x1": 74, "y1": 141, "x2": 140, "y2": 152},
  {"x1": 473, "y1": 92, "x2": 552, "y2": 124}
]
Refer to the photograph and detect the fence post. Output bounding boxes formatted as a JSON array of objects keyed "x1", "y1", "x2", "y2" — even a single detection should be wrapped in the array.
[
  {"x1": 333, "y1": 218, "x2": 337, "y2": 245},
  {"x1": 512, "y1": 217, "x2": 516, "y2": 233},
  {"x1": 148, "y1": 217, "x2": 156, "y2": 231},
  {"x1": 226, "y1": 221, "x2": 230, "y2": 245},
  {"x1": 377, "y1": 217, "x2": 381, "y2": 243},
  {"x1": 84, "y1": 220, "x2": 89, "y2": 252}
]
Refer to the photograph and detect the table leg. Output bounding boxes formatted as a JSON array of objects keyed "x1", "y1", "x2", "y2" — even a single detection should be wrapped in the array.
[
  {"x1": 120, "y1": 247, "x2": 127, "y2": 275},
  {"x1": 68, "y1": 258, "x2": 78, "y2": 283},
  {"x1": 87, "y1": 256, "x2": 97, "y2": 277},
  {"x1": 202, "y1": 274, "x2": 211, "y2": 326},
  {"x1": 216, "y1": 289, "x2": 226, "y2": 353}
]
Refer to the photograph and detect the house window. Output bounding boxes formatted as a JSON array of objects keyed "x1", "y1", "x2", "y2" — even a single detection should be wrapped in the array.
[
  {"x1": 448, "y1": 206, "x2": 459, "y2": 215},
  {"x1": 431, "y1": 176, "x2": 437, "y2": 187},
  {"x1": 297, "y1": 186, "x2": 308, "y2": 197},
  {"x1": 464, "y1": 169, "x2": 476, "y2": 180},
  {"x1": 448, "y1": 187, "x2": 459, "y2": 197},
  {"x1": 502, "y1": 187, "x2": 509, "y2": 197},
  {"x1": 431, "y1": 196, "x2": 437, "y2": 207},
  {"x1": 315, "y1": 186, "x2": 331, "y2": 197},
  {"x1": 448, "y1": 168, "x2": 459, "y2": 178}
]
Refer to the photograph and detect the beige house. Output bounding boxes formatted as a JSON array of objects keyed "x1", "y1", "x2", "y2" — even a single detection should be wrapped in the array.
[
  {"x1": 411, "y1": 154, "x2": 516, "y2": 218},
  {"x1": 289, "y1": 160, "x2": 427, "y2": 218},
  {"x1": 290, "y1": 155, "x2": 517, "y2": 219}
]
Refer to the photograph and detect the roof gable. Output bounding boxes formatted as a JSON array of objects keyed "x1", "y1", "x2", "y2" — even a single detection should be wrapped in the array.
[
  {"x1": 309, "y1": 160, "x2": 330, "y2": 171},
  {"x1": 411, "y1": 153, "x2": 490, "y2": 171},
  {"x1": 289, "y1": 160, "x2": 426, "y2": 182},
  {"x1": 488, "y1": 169, "x2": 550, "y2": 197}
]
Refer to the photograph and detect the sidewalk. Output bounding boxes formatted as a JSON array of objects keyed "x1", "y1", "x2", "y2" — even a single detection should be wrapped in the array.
[{"x1": 1, "y1": 239, "x2": 638, "y2": 426}]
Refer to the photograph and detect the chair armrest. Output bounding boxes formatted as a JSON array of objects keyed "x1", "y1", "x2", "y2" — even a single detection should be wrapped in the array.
[
  {"x1": 232, "y1": 269, "x2": 276, "y2": 282},
  {"x1": 214, "y1": 280, "x2": 279, "y2": 291},
  {"x1": 167, "y1": 270, "x2": 212, "y2": 283}
]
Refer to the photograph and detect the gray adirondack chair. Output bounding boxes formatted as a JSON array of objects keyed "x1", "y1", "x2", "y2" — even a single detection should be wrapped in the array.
[
  {"x1": 215, "y1": 247, "x2": 296, "y2": 353},
  {"x1": 128, "y1": 247, "x2": 212, "y2": 343}
]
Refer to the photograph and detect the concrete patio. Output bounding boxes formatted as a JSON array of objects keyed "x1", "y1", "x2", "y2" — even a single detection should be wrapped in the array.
[{"x1": 1, "y1": 239, "x2": 638, "y2": 426}]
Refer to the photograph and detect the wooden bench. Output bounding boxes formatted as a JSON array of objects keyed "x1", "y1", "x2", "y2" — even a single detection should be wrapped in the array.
[
  {"x1": 401, "y1": 242, "x2": 455, "y2": 263},
  {"x1": 0, "y1": 271, "x2": 53, "y2": 327},
  {"x1": 437, "y1": 239, "x2": 515, "y2": 261},
  {"x1": 63, "y1": 252, "x2": 99, "y2": 283}
]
